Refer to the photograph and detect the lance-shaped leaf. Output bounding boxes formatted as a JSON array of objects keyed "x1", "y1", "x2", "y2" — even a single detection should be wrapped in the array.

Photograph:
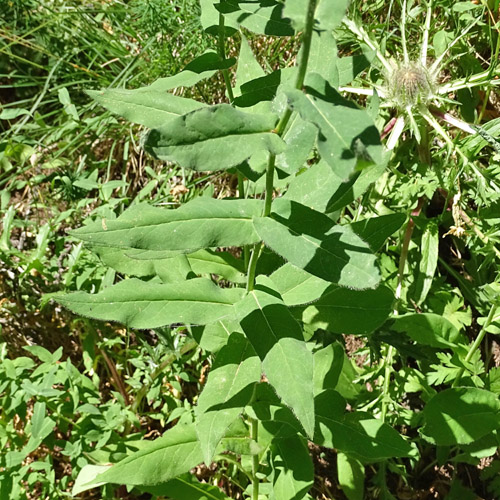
[
  {"x1": 93, "y1": 423, "x2": 204, "y2": 486},
  {"x1": 56, "y1": 278, "x2": 244, "y2": 329},
  {"x1": 87, "y1": 89, "x2": 205, "y2": 129},
  {"x1": 254, "y1": 199, "x2": 380, "y2": 289},
  {"x1": 195, "y1": 333, "x2": 261, "y2": 464},
  {"x1": 216, "y1": 0, "x2": 294, "y2": 36},
  {"x1": 349, "y1": 214, "x2": 406, "y2": 252},
  {"x1": 237, "y1": 289, "x2": 315, "y2": 438},
  {"x1": 284, "y1": 0, "x2": 349, "y2": 31},
  {"x1": 285, "y1": 74, "x2": 385, "y2": 180},
  {"x1": 421, "y1": 388, "x2": 500, "y2": 446},
  {"x1": 299, "y1": 284, "x2": 394, "y2": 335},
  {"x1": 145, "y1": 104, "x2": 285, "y2": 171},
  {"x1": 72, "y1": 198, "x2": 264, "y2": 252},
  {"x1": 314, "y1": 392, "x2": 413, "y2": 463}
]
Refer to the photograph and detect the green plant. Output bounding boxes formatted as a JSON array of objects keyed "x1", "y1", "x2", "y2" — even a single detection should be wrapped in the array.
[{"x1": 17, "y1": 0, "x2": 500, "y2": 498}]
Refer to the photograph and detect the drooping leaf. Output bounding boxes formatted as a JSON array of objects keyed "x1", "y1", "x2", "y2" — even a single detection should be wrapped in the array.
[
  {"x1": 237, "y1": 289, "x2": 315, "y2": 438},
  {"x1": 87, "y1": 89, "x2": 205, "y2": 129},
  {"x1": 414, "y1": 221, "x2": 439, "y2": 305},
  {"x1": 315, "y1": 394, "x2": 413, "y2": 462},
  {"x1": 72, "y1": 198, "x2": 264, "y2": 252},
  {"x1": 56, "y1": 278, "x2": 244, "y2": 329},
  {"x1": 390, "y1": 313, "x2": 463, "y2": 349},
  {"x1": 145, "y1": 104, "x2": 285, "y2": 171},
  {"x1": 285, "y1": 74, "x2": 385, "y2": 180},
  {"x1": 298, "y1": 284, "x2": 393, "y2": 334},
  {"x1": 254, "y1": 198, "x2": 380, "y2": 289},
  {"x1": 421, "y1": 388, "x2": 500, "y2": 446},
  {"x1": 195, "y1": 333, "x2": 261, "y2": 463},
  {"x1": 216, "y1": 0, "x2": 294, "y2": 36},
  {"x1": 94, "y1": 423, "x2": 204, "y2": 486},
  {"x1": 270, "y1": 435, "x2": 314, "y2": 500}
]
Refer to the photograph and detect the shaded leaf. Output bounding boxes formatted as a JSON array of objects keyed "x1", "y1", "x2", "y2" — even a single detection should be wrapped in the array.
[
  {"x1": 349, "y1": 214, "x2": 406, "y2": 252},
  {"x1": 421, "y1": 388, "x2": 500, "y2": 446},
  {"x1": 237, "y1": 290, "x2": 315, "y2": 438},
  {"x1": 254, "y1": 198, "x2": 380, "y2": 289}
]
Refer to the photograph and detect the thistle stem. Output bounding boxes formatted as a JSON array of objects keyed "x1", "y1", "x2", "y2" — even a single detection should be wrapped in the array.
[
  {"x1": 246, "y1": 0, "x2": 317, "y2": 292},
  {"x1": 401, "y1": 0, "x2": 409, "y2": 64},
  {"x1": 251, "y1": 418, "x2": 260, "y2": 500},
  {"x1": 421, "y1": 0, "x2": 433, "y2": 67}
]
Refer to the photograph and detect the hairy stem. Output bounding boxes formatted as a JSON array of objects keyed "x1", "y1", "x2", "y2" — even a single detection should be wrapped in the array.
[
  {"x1": 246, "y1": 0, "x2": 317, "y2": 291},
  {"x1": 217, "y1": 13, "x2": 234, "y2": 103}
]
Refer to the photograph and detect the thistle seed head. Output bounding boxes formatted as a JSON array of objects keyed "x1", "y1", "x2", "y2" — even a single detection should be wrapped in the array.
[{"x1": 387, "y1": 62, "x2": 435, "y2": 109}]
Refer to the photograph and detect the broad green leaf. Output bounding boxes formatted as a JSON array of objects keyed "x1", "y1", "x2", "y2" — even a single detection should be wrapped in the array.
[
  {"x1": 414, "y1": 221, "x2": 439, "y2": 305},
  {"x1": 276, "y1": 113, "x2": 317, "y2": 175},
  {"x1": 313, "y1": 343, "x2": 345, "y2": 396},
  {"x1": 285, "y1": 74, "x2": 385, "y2": 180},
  {"x1": 56, "y1": 278, "x2": 244, "y2": 329},
  {"x1": 391, "y1": 313, "x2": 463, "y2": 349},
  {"x1": 270, "y1": 263, "x2": 330, "y2": 306},
  {"x1": 94, "y1": 423, "x2": 203, "y2": 486},
  {"x1": 307, "y1": 30, "x2": 338, "y2": 87},
  {"x1": 237, "y1": 289, "x2": 315, "y2": 438},
  {"x1": 72, "y1": 198, "x2": 264, "y2": 252},
  {"x1": 233, "y1": 70, "x2": 282, "y2": 108},
  {"x1": 337, "y1": 52, "x2": 375, "y2": 87},
  {"x1": 421, "y1": 388, "x2": 500, "y2": 446},
  {"x1": 270, "y1": 435, "x2": 314, "y2": 500},
  {"x1": 315, "y1": 394, "x2": 413, "y2": 462},
  {"x1": 299, "y1": 284, "x2": 393, "y2": 334},
  {"x1": 142, "y1": 473, "x2": 231, "y2": 499},
  {"x1": 196, "y1": 333, "x2": 261, "y2": 463},
  {"x1": 349, "y1": 214, "x2": 406, "y2": 252},
  {"x1": 254, "y1": 198, "x2": 380, "y2": 289},
  {"x1": 87, "y1": 89, "x2": 204, "y2": 129},
  {"x1": 146, "y1": 104, "x2": 285, "y2": 171},
  {"x1": 148, "y1": 51, "x2": 236, "y2": 91},
  {"x1": 154, "y1": 254, "x2": 195, "y2": 283},
  {"x1": 337, "y1": 453, "x2": 364, "y2": 500},
  {"x1": 217, "y1": 0, "x2": 294, "y2": 36}
]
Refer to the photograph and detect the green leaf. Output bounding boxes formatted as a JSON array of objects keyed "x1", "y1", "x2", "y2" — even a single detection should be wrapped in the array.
[
  {"x1": 390, "y1": 313, "x2": 463, "y2": 349},
  {"x1": 315, "y1": 397, "x2": 413, "y2": 462},
  {"x1": 145, "y1": 104, "x2": 285, "y2": 171},
  {"x1": 188, "y1": 249, "x2": 246, "y2": 283},
  {"x1": 349, "y1": 214, "x2": 406, "y2": 252},
  {"x1": 195, "y1": 333, "x2": 261, "y2": 463},
  {"x1": 72, "y1": 464, "x2": 111, "y2": 495},
  {"x1": 148, "y1": 51, "x2": 236, "y2": 91},
  {"x1": 217, "y1": 0, "x2": 294, "y2": 36},
  {"x1": 313, "y1": 343, "x2": 345, "y2": 396},
  {"x1": 72, "y1": 198, "x2": 264, "y2": 252},
  {"x1": 56, "y1": 278, "x2": 244, "y2": 329},
  {"x1": 233, "y1": 70, "x2": 282, "y2": 108},
  {"x1": 337, "y1": 452, "x2": 364, "y2": 500},
  {"x1": 299, "y1": 284, "x2": 393, "y2": 334},
  {"x1": 237, "y1": 289, "x2": 315, "y2": 438},
  {"x1": 270, "y1": 263, "x2": 330, "y2": 306},
  {"x1": 254, "y1": 199, "x2": 380, "y2": 289},
  {"x1": 285, "y1": 74, "x2": 385, "y2": 180},
  {"x1": 284, "y1": 0, "x2": 348, "y2": 31},
  {"x1": 142, "y1": 473, "x2": 231, "y2": 499},
  {"x1": 87, "y1": 89, "x2": 205, "y2": 129},
  {"x1": 200, "y1": 0, "x2": 239, "y2": 35},
  {"x1": 307, "y1": 30, "x2": 338, "y2": 86},
  {"x1": 414, "y1": 221, "x2": 439, "y2": 305},
  {"x1": 94, "y1": 423, "x2": 203, "y2": 486},
  {"x1": 192, "y1": 319, "x2": 242, "y2": 353},
  {"x1": 421, "y1": 388, "x2": 500, "y2": 446},
  {"x1": 270, "y1": 435, "x2": 314, "y2": 500},
  {"x1": 337, "y1": 52, "x2": 375, "y2": 87},
  {"x1": 235, "y1": 34, "x2": 266, "y2": 94}
]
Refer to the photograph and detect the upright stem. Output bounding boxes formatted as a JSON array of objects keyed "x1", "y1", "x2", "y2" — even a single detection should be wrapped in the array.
[
  {"x1": 246, "y1": 0, "x2": 318, "y2": 291},
  {"x1": 217, "y1": 13, "x2": 234, "y2": 103},
  {"x1": 251, "y1": 418, "x2": 260, "y2": 500},
  {"x1": 421, "y1": 0, "x2": 433, "y2": 67},
  {"x1": 452, "y1": 300, "x2": 499, "y2": 387},
  {"x1": 401, "y1": 0, "x2": 409, "y2": 64}
]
